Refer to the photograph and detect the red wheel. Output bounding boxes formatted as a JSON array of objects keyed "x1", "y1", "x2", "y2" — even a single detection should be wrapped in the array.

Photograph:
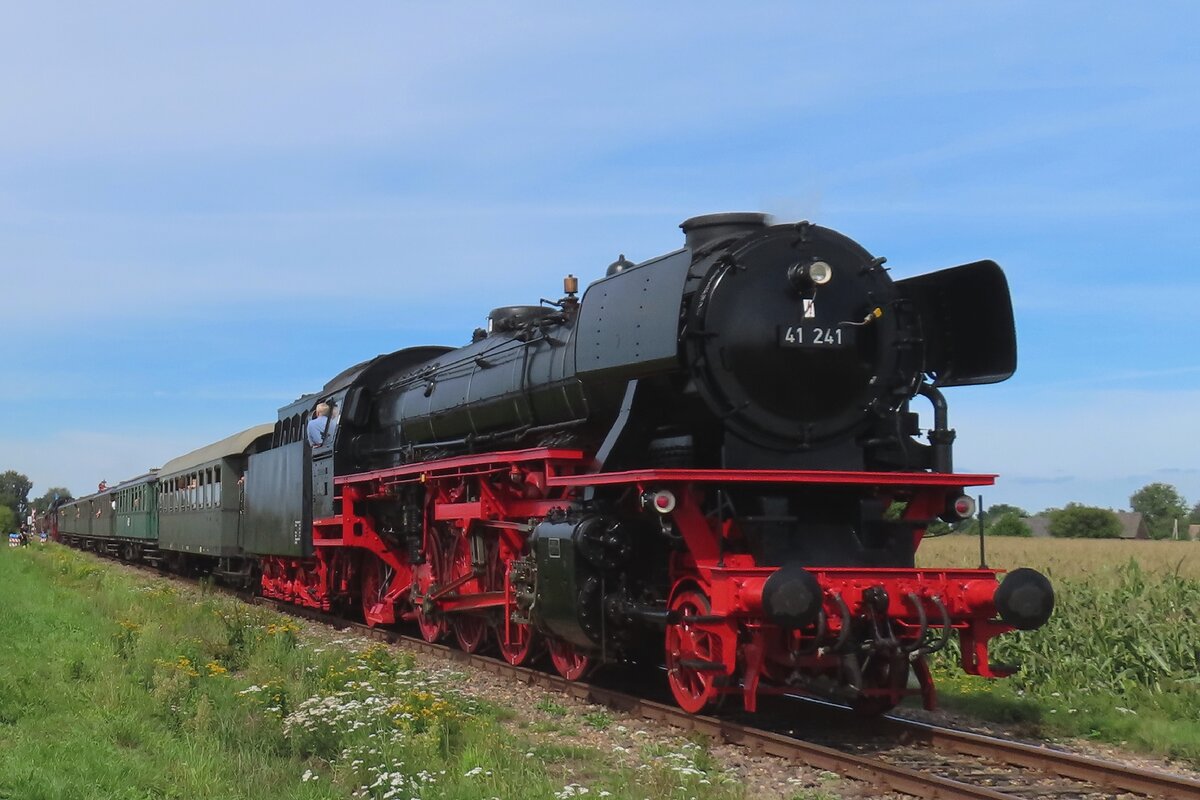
[
  {"x1": 493, "y1": 533, "x2": 534, "y2": 665},
  {"x1": 497, "y1": 620, "x2": 538, "y2": 666},
  {"x1": 448, "y1": 528, "x2": 490, "y2": 653},
  {"x1": 295, "y1": 565, "x2": 317, "y2": 606},
  {"x1": 361, "y1": 554, "x2": 391, "y2": 627},
  {"x1": 453, "y1": 615, "x2": 490, "y2": 653},
  {"x1": 413, "y1": 538, "x2": 446, "y2": 642},
  {"x1": 666, "y1": 588, "x2": 723, "y2": 713},
  {"x1": 548, "y1": 638, "x2": 592, "y2": 681}
]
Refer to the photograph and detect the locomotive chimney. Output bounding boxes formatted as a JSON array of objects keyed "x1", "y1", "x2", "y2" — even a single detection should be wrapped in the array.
[{"x1": 680, "y1": 212, "x2": 771, "y2": 253}]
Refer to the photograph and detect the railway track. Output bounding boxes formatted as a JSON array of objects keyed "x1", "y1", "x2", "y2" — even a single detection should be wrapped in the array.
[{"x1": 254, "y1": 595, "x2": 1200, "y2": 800}]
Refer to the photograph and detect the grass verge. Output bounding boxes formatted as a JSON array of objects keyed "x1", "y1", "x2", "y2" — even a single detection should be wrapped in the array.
[
  {"x1": 920, "y1": 557, "x2": 1200, "y2": 765},
  {"x1": 0, "y1": 546, "x2": 761, "y2": 800}
]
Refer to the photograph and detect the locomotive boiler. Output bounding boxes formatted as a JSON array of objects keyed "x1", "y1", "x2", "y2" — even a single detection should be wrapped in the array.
[{"x1": 239, "y1": 212, "x2": 1055, "y2": 714}]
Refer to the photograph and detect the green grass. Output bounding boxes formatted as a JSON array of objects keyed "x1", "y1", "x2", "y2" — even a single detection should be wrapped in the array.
[
  {"x1": 924, "y1": 560, "x2": 1200, "y2": 763},
  {"x1": 0, "y1": 546, "x2": 747, "y2": 800},
  {"x1": 535, "y1": 697, "x2": 570, "y2": 717}
]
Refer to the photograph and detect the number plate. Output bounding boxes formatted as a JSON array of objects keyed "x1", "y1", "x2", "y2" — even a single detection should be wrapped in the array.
[{"x1": 778, "y1": 325, "x2": 855, "y2": 348}]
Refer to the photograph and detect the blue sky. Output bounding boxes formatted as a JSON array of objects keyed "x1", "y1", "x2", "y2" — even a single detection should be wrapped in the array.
[{"x1": 4, "y1": 2, "x2": 1198, "y2": 515}]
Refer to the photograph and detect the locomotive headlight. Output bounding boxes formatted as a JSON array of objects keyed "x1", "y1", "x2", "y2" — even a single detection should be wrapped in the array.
[
  {"x1": 808, "y1": 260, "x2": 833, "y2": 286},
  {"x1": 787, "y1": 260, "x2": 834, "y2": 291}
]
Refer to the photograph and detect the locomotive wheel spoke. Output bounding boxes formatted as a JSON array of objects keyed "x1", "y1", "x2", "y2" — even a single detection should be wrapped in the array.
[
  {"x1": 666, "y1": 588, "x2": 723, "y2": 714},
  {"x1": 415, "y1": 538, "x2": 446, "y2": 642},
  {"x1": 360, "y1": 554, "x2": 389, "y2": 627},
  {"x1": 547, "y1": 638, "x2": 592, "y2": 681},
  {"x1": 496, "y1": 620, "x2": 538, "y2": 666},
  {"x1": 453, "y1": 615, "x2": 490, "y2": 654},
  {"x1": 449, "y1": 528, "x2": 490, "y2": 653},
  {"x1": 492, "y1": 529, "x2": 534, "y2": 665}
]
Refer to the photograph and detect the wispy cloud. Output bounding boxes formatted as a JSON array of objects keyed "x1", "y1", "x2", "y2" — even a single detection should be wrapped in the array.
[{"x1": 3, "y1": 3, "x2": 1198, "y2": 515}]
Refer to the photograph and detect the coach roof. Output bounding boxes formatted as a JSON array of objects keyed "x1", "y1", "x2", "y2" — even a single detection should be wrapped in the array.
[
  {"x1": 158, "y1": 423, "x2": 274, "y2": 477},
  {"x1": 109, "y1": 470, "x2": 160, "y2": 492}
]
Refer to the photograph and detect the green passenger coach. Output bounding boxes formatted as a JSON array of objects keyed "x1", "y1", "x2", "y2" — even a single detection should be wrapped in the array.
[
  {"x1": 156, "y1": 424, "x2": 273, "y2": 572},
  {"x1": 112, "y1": 471, "x2": 160, "y2": 558},
  {"x1": 57, "y1": 496, "x2": 90, "y2": 538}
]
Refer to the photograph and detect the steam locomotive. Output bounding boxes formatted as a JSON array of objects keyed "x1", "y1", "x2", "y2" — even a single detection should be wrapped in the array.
[{"x1": 55, "y1": 213, "x2": 1054, "y2": 715}]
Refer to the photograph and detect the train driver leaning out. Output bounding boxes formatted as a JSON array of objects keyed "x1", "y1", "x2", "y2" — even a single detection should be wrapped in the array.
[{"x1": 307, "y1": 402, "x2": 332, "y2": 447}]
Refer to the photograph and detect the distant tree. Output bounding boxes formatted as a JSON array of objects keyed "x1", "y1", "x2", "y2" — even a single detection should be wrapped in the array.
[
  {"x1": 30, "y1": 487, "x2": 73, "y2": 515},
  {"x1": 984, "y1": 503, "x2": 1028, "y2": 520},
  {"x1": 1129, "y1": 483, "x2": 1188, "y2": 539},
  {"x1": 956, "y1": 503, "x2": 1030, "y2": 537},
  {"x1": 925, "y1": 519, "x2": 953, "y2": 536},
  {"x1": 1048, "y1": 503, "x2": 1122, "y2": 539},
  {"x1": 1190, "y1": 502, "x2": 1200, "y2": 525},
  {"x1": 888, "y1": 501, "x2": 969, "y2": 537},
  {"x1": 988, "y1": 513, "x2": 1032, "y2": 537},
  {"x1": 0, "y1": 470, "x2": 33, "y2": 521},
  {"x1": 0, "y1": 506, "x2": 16, "y2": 533}
]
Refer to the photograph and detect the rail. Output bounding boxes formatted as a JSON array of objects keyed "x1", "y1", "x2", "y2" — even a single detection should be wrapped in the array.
[{"x1": 256, "y1": 596, "x2": 1200, "y2": 800}]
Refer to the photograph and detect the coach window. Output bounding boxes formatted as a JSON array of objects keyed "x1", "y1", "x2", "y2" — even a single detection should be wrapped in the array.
[
  {"x1": 207, "y1": 468, "x2": 215, "y2": 506},
  {"x1": 214, "y1": 466, "x2": 222, "y2": 507}
]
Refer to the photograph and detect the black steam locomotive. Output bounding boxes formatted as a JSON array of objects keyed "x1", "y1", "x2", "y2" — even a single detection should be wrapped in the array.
[{"x1": 60, "y1": 213, "x2": 1054, "y2": 715}]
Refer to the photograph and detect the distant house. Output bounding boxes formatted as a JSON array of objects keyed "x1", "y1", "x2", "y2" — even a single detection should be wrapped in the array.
[
  {"x1": 1026, "y1": 516, "x2": 1052, "y2": 538},
  {"x1": 1188, "y1": 524, "x2": 1200, "y2": 542},
  {"x1": 1114, "y1": 512, "x2": 1150, "y2": 540},
  {"x1": 1022, "y1": 511, "x2": 1149, "y2": 539}
]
